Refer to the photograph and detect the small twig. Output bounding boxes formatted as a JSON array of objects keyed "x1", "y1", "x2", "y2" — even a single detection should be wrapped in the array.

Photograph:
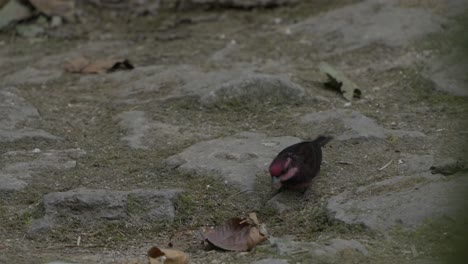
[
  {"x1": 226, "y1": 189, "x2": 251, "y2": 200},
  {"x1": 378, "y1": 160, "x2": 393, "y2": 171},
  {"x1": 411, "y1": 245, "x2": 418, "y2": 258},
  {"x1": 337, "y1": 161, "x2": 353, "y2": 165},
  {"x1": 76, "y1": 235, "x2": 81, "y2": 246},
  {"x1": 290, "y1": 249, "x2": 310, "y2": 255}
]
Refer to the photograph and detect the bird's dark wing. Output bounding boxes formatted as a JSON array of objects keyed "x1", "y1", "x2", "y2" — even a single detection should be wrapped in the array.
[{"x1": 282, "y1": 136, "x2": 332, "y2": 186}]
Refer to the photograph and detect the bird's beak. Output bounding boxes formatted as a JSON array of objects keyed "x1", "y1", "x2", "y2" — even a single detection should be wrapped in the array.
[{"x1": 271, "y1": 177, "x2": 282, "y2": 190}]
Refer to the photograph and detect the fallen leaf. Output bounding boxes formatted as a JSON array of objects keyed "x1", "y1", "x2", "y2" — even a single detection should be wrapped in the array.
[
  {"x1": 204, "y1": 214, "x2": 268, "y2": 251},
  {"x1": 319, "y1": 61, "x2": 362, "y2": 101},
  {"x1": 29, "y1": 0, "x2": 75, "y2": 21},
  {"x1": 64, "y1": 56, "x2": 134, "y2": 74},
  {"x1": 148, "y1": 246, "x2": 189, "y2": 264},
  {"x1": 0, "y1": 0, "x2": 33, "y2": 30}
]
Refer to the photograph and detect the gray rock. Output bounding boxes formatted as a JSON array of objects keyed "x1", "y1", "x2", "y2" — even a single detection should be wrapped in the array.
[
  {"x1": 301, "y1": 109, "x2": 425, "y2": 140},
  {"x1": 327, "y1": 175, "x2": 468, "y2": 230},
  {"x1": 0, "y1": 87, "x2": 60, "y2": 142},
  {"x1": 291, "y1": 0, "x2": 447, "y2": 52},
  {"x1": 115, "y1": 110, "x2": 151, "y2": 149},
  {"x1": 29, "y1": 188, "x2": 183, "y2": 235},
  {"x1": 0, "y1": 0, "x2": 32, "y2": 30},
  {"x1": 355, "y1": 173, "x2": 442, "y2": 194},
  {"x1": 270, "y1": 237, "x2": 368, "y2": 257},
  {"x1": 0, "y1": 149, "x2": 85, "y2": 193},
  {"x1": 110, "y1": 64, "x2": 305, "y2": 107},
  {"x1": 166, "y1": 132, "x2": 301, "y2": 190},
  {"x1": 114, "y1": 110, "x2": 192, "y2": 149},
  {"x1": 181, "y1": 0, "x2": 297, "y2": 9},
  {"x1": 251, "y1": 259, "x2": 289, "y2": 264},
  {"x1": 0, "y1": 173, "x2": 27, "y2": 192},
  {"x1": 200, "y1": 72, "x2": 305, "y2": 107},
  {"x1": 423, "y1": 52, "x2": 468, "y2": 96},
  {"x1": 211, "y1": 41, "x2": 239, "y2": 61},
  {"x1": 2, "y1": 67, "x2": 62, "y2": 86},
  {"x1": 398, "y1": 153, "x2": 434, "y2": 175},
  {"x1": 264, "y1": 193, "x2": 293, "y2": 214}
]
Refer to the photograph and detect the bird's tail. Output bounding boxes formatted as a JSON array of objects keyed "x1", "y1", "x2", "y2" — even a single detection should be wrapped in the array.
[{"x1": 314, "y1": 135, "x2": 333, "y2": 147}]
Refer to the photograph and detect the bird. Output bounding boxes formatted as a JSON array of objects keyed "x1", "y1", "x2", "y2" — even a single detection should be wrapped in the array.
[{"x1": 269, "y1": 136, "x2": 332, "y2": 190}]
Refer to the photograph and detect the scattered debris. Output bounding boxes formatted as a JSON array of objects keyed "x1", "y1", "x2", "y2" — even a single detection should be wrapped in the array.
[
  {"x1": 148, "y1": 246, "x2": 190, "y2": 264},
  {"x1": 319, "y1": 62, "x2": 362, "y2": 101},
  {"x1": 203, "y1": 213, "x2": 268, "y2": 251},
  {"x1": 0, "y1": 0, "x2": 33, "y2": 30},
  {"x1": 64, "y1": 56, "x2": 134, "y2": 74}
]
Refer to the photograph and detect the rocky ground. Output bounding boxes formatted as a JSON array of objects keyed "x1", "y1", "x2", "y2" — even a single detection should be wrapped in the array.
[{"x1": 1, "y1": 0, "x2": 468, "y2": 263}]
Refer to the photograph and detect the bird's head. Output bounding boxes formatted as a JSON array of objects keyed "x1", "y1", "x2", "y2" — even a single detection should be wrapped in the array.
[{"x1": 269, "y1": 156, "x2": 299, "y2": 188}]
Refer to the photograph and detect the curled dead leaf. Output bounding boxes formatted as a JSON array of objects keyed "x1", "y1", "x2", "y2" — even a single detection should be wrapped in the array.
[
  {"x1": 148, "y1": 246, "x2": 189, "y2": 264},
  {"x1": 204, "y1": 213, "x2": 268, "y2": 251},
  {"x1": 64, "y1": 56, "x2": 134, "y2": 74}
]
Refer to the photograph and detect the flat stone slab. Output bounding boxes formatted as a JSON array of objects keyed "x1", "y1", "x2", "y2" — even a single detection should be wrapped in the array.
[
  {"x1": 28, "y1": 188, "x2": 183, "y2": 235},
  {"x1": 166, "y1": 132, "x2": 301, "y2": 190},
  {"x1": 114, "y1": 110, "x2": 193, "y2": 149},
  {"x1": 423, "y1": 52, "x2": 468, "y2": 97},
  {"x1": 269, "y1": 237, "x2": 368, "y2": 259},
  {"x1": 1, "y1": 67, "x2": 62, "y2": 86},
  {"x1": 100, "y1": 64, "x2": 305, "y2": 107},
  {"x1": 0, "y1": 87, "x2": 60, "y2": 142},
  {"x1": 291, "y1": 0, "x2": 448, "y2": 52},
  {"x1": 327, "y1": 175, "x2": 468, "y2": 230},
  {"x1": 251, "y1": 259, "x2": 289, "y2": 264},
  {"x1": 0, "y1": 148, "x2": 86, "y2": 193},
  {"x1": 398, "y1": 153, "x2": 434, "y2": 175},
  {"x1": 301, "y1": 109, "x2": 425, "y2": 140},
  {"x1": 186, "y1": 0, "x2": 297, "y2": 8}
]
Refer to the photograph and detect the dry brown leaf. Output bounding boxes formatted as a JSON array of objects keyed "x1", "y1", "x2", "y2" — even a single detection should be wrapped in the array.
[
  {"x1": 204, "y1": 216, "x2": 267, "y2": 251},
  {"x1": 64, "y1": 56, "x2": 134, "y2": 74},
  {"x1": 64, "y1": 56, "x2": 90, "y2": 73},
  {"x1": 148, "y1": 246, "x2": 189, "y2": 264},
  {"x1": 29, "y1": 0, "x2": 75, "y2": 21}
]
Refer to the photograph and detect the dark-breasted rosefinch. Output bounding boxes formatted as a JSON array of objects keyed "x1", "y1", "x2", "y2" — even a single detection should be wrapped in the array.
[{"x1": 269, "y1": 136, "x2": 332, "y2": 190}]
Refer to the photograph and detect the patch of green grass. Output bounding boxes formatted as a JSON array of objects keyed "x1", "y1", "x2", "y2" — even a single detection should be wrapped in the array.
[
  {"x1": 127, "y1": 195, "x2": 147, "y2": 215},
  {"x1": 173, "y1": 173, "x2": 247, "y2": 227},
  {"x1": 387, "y1": 135, "x2": 399, "y2": 145}
]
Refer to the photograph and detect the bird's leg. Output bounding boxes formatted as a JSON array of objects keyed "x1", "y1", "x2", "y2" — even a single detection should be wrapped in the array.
[
  {"x1": 300, "y1": 187, "x2": 312, "y2": 202},
  {"x1": 262, "y1": 186, "x2": 284, "y2": 206}
]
